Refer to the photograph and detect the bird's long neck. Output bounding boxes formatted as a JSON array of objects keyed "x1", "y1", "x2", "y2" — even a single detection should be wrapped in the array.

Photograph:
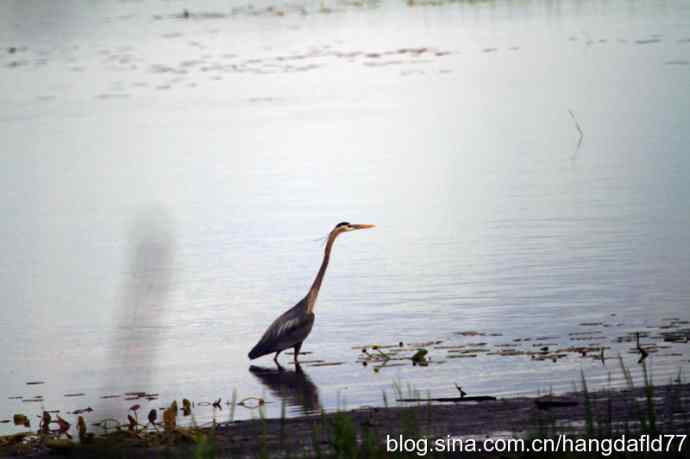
[{"x1": 306, "y1": 231, "x2": 338, "y2": 313}]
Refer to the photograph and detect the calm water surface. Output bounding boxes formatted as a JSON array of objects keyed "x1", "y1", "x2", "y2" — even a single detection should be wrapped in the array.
[{"x1": 1, "y1": 0, "x2": 690, "y2": 433}]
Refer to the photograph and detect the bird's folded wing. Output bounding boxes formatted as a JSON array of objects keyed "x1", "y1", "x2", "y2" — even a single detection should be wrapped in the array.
[{"x1": 249, "y1": 307, "x2": 315, "y2": 358}]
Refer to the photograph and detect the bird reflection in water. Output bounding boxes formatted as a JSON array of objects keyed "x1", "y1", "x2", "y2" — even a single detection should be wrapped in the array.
[{"x1": 249, "y1": 363, "x2": 321, "y2": 415}]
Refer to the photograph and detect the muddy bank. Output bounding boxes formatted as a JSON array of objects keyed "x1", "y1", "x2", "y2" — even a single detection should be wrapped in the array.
[
  {"x1": 4, "y1": 382, "x2": 688, "y2": 458},
  {"x1": 205, "y1": 382, "x2": 689, "y2": 457}
]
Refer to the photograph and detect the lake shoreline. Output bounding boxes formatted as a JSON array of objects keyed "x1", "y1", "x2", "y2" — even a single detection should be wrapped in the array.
[{"x1": 5, "y1": 381, "x2": 688, "y2": 458}]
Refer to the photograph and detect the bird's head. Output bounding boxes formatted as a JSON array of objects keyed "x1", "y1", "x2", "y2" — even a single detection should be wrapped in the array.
[{"x1": 332, "y1": 221, "x2": 376, "y2": 235}]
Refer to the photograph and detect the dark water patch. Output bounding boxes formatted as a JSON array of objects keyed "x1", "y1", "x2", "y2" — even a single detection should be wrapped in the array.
[
  {"x1": 489, "y1": 350, "x2": 525, "y2": 356},
  {"x1": 153, "y1": 10, "x2": 228, "y2": 21},
  {"x1": 568, "y1": 331, "x2": 599, "y2": 337},
  {"x1": 457, "y1": 330, "x2": 485, "y2": 336},
  {"x1": 284, "y1": 64, "x2": 321, "y2": 72},
  {"x1": 187, "y1": 41, "x2": 206, "y2": 49},
  {"x1": 447, "y1": 348, "x2": 489, "y2": 353},
  {"x1": 364, "y1": 59, "x2": 407, "y2": 67},
  {"x1": 70, "y1": 407, "x2": 93, "y2": 414},
  {"x1": 678, "y1": 38, "x2": 690, "y2": 43},
  {"x1": 6, "y1": 46, "x2": 28, "y2": 54},
  {"x1": 5, "y1": 60, "x2": 29, "y2": 68},
  {"x1": 335, "y1": 51, "x2": 362, "y2": 59},
  {"x1": 665, "y1": 60, "x2": 689, "y2": 66},
  {"x1": 571, "y1": 335, "x2": 607, "y2": 341},
  {"x1": 179, "y1": 59, "x2": 204, "y2": 68},
  {"x1": 635, "y1": 38, "x2": 662, "y2": 45},
  {"x1": 151, "y1": 64, "x2": 187, "y2": 74},
  {"x1": 96, "y1": 93, "x2": 130, "y2": 99},
  {"x1": 307, "y1": 362, "x2": 344, "y2": 367},
  {"x1": 248, "y1": 97, "x2": 278, "y2": 103},
  {"x1": 482, "y1": 48, "x2": 497, "y2": 53}
]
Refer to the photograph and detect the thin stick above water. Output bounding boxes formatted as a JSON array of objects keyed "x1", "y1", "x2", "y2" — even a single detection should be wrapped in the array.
[{"x1": 568, "y1": 108, "x2": 584, "y2": 150}]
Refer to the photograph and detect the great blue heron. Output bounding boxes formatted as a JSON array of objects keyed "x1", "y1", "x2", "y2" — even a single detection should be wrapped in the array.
[{"x1": 248, "y1": 222, "x2": 375, "y2": 363}]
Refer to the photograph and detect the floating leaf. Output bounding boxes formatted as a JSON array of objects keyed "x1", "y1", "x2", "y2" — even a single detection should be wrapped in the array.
[
  {"x1": 238, "y1": 397, "x2": 265, "y2": 409},
  {"x1": 71, "y1": 407, "x2": 93, "y2": 415},
  {"x1": 458, "y1": 331, "x2": 482, "y2": 336},
  {"x1": 411, "y1": 348, "x2": 428, "y2": 366},
  {"x1": 77, "y1": 416, "x2": 87, "y2": 441},
  {"x1": 56, "y1": 416, "x2": 72, "y2": 439},
  {"x1": 147, "y1": 409, "x2": 157, "y2": 426},
  {"x1": 163, "y1": 402, "x2": 177, "y2": 432},
  {"x1": 13, "y1": 414, "x2": 30, "y2": 428},
  {"x1": 127, "y1": 414, "x2": 137, "y2": 431},
  {"x1": 41, "y1": 411, "x2": 51, "y2": 434}
]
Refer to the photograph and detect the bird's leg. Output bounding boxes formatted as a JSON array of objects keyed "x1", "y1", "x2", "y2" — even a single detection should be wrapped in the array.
[
  {"x1": 293, "y1": 342, "x2": 303, "y2": 364},
  {"x1": 273, "y1": 350, "x2": 282, "y2": 363}
]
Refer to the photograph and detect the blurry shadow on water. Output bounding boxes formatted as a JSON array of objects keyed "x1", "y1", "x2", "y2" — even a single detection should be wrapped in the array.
[
  {"x1": 99, "y1": 206, "x2": 175, "y2": 420},
  {"x1": 249, "y1": 364, "x2": 321, "y2": 415}
]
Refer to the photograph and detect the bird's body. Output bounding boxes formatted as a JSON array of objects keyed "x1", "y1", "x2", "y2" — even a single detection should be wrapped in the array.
[
  {"x1": 248, "y1": 222, "x2": 375, "y2": 363},
  {"x1": 248, "y1": 296, "x2": 314, "y2": 360}
]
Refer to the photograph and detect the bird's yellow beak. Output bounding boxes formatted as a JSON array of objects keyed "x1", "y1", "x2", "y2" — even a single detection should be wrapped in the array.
[{"x1": 351, "y1": 224, "x2": 376, "y2": 230}]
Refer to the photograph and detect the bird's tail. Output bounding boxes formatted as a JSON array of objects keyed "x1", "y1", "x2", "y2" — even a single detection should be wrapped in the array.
[{"x1": 248, "y1": 344, "x2": 266, "y2": 360}]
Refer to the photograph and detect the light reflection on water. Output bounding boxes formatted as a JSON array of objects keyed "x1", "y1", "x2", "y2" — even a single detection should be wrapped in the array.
[{"x1": 1, "y1": 0, "x2": 689, "y2": 433}]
